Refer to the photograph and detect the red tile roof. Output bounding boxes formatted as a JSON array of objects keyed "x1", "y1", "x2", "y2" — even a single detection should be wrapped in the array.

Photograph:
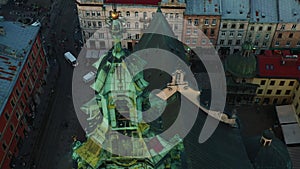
[
  {"x1": 258, "y1": 50, "x2": 300, "y2": 79},
  {"x1": 105, "y1": 0, "x2": 160, "y2": 5}
]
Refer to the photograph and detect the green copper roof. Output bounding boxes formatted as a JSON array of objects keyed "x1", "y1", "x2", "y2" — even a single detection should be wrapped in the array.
[
  {"x1": 225, "y1": 51, "x2": 257, "y2": 78},
  {"x1": 244, "y1": 130, "x2": 292, "y2": 169}
]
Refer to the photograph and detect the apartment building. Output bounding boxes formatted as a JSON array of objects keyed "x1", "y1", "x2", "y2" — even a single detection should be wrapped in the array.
[
  {"x1": 0, "y1": 21, "x2": 47, "y2": 169},
  {"x1": 252, "y1": 50, "x2": 300, "y2": 105},
  {"x1": 183, "y1": 0, "x2": 221, "y2": 48},
  {"x1": 217, "y1": 0, "x2": 250, "y2": 56},
  {"x1": 246, "y1": 0, "x2": 278, "y2": 54},
  {"x1": 75, "y1": 0, "x2": 185, "y2": 56},
  {"x1": 271, "y1": 0, "x2": 300, "y2": 51}
]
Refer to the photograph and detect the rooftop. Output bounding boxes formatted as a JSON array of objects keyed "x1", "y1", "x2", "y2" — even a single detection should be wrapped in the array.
[
  {"x1": 278, "y1": 0, "x2": 300, "y2": 23},
  {"x1": 104, "y1": 0, "x2": 160, "y2": 5},
  {"x1": 257, "y1": 50, "x2": 300, "y2": 79},
  {"x1": 221, "y1": 0, "x2": 250, "y2": 20},
  {"x1": 250, "y1": 0, "x2": 278, "y2": 23},
  {"x1": 185, "y1": 0, "x2": 221, "y2": 16},
  {"x1": 0, "y1": 21, "x2": 40, "y2": 115}
]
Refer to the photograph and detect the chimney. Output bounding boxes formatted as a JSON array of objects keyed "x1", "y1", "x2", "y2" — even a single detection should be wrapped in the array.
[{"x1": 0, "y1": 26, "x2": 5, "y2": 36}]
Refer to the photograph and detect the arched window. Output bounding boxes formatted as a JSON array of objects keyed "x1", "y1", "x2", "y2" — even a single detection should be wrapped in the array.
[{"x1": 135, "y1": 22, "x2": 139, "y2": 29}]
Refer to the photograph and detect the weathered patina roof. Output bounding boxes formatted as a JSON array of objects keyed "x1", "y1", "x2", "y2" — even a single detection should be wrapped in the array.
[{"x1": 225, "y1": 43, "x2": 257, "y2": 78}]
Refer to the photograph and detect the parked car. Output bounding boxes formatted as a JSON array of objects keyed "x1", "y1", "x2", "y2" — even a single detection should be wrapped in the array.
[{"x1": 83, "y1": 71, "x2": 97, "y2": 83}]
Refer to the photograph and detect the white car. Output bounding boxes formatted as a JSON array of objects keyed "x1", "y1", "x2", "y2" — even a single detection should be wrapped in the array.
[
  {"x1": 31, "y1": 21, "x2": 41, "y2": 26},
  {"x1": 83, "y1": 71, "x2": 97, "y2": 83}
]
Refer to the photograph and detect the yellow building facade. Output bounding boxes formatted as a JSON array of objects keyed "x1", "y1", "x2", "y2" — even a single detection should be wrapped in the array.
[
  {"x1": 251, "y1": 78, "x2": 299, "y2": 105},
  {"x1": 292, "y1": 83, "x2": 300, "y2": 123}
]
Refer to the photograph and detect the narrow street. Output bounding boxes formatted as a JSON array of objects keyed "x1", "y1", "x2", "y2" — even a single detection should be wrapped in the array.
[
  {"x1": 1, "y1": 0, "x2": 86, "y2": 168},
  {"x1": 33, "y1": 0, "x2": 85, "y2": 168}
]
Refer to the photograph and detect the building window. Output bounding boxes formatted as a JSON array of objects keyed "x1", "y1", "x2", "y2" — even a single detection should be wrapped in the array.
[
  {"x1": 258, "y1": 26, "x2": 263, "y2": 31},
  {"x1": 16, "y1": 89, "x2": 20, "y2": 97},
  {"x1": 236, "y1": 40, "x2": 241, "y2": 45},
  {"x1": 297, "y1": 41, "x2": 300, "y2": 46},
  {"x1": 126, "y1": 11, "x2": 130, "y2": 16},
  {"x1": 229, "y1": 32, "x2": 234, "y2": 37},
  {"x1": 257, "y1": 89, "x2": 263, "y2": 94},
  {"x1": 265, "y1": 34, "x2": 270, "y2": 39},
  {"x1": 127, "y1": 33, "x2": 131, "y2": 39},
  {"x1": 99, "y1": 33, "x2": 104, "y2": 39},
  {"x1": 87, "y1": 21, "x2": 91, "y2": 27},
  {"x1": 135, "y1": 11, "x2": 138, "y2": 17},
  {"x1": 135, "y1": 34, "x2": 140, "y2": 40},
  {"x1": 275, "y1": 41, "x2": 280, "y2": 46},
  {"x1": 220, "y1": 39, "x2": 224, "y2": 45},
  {"x1": 91, "y1": 11, "x2": 95, "y2": 16},
  {"x1": 260, "y1": 80, "x2": 266, "y2": 85},
  {"x1": 97, "y1": 11, "x2": 101, "y2": 16},
  {"x1": 273, "y1": 98, "x2": 278, "y2": 104},
  {"x1": 98, "y1": 21, "x2": 102, "y2": 28},
  {"x1": 10, "y1": 100, "x2": 15, "y2": 107},
  {"x1": 212, "y1": 19, "x2": 216, "y2": 25},
  {"x1": 170, "y1": 13, "x2": 173, "y2": 19},
  {"x1": 188, "y1": 19, "x2": 192, "y2": 25},
  {"x1": 203, "y1": 29, "x2": 207, "y2": 35},
  {"x1": 254, "y1": 41, "x2": 259, "y2": 46},
  {"x1": 221, "y1": 31, "x2": 226, "y2": 36},
  {"x1": 222, "y1": 23, "x2": 227, "y2": 28},
  {"x1": 174, "y1": 24, "x2": 178, "y2": 30},
  {"x1": 231, "y1": 24, "x2": 236, "y2": 29},
  {"x1": 270, "y1": 80, "x2": 275, "y2": 85},
  {"x1": 186, "y1": 39, "x2": 190, "y2": 44},
  {"x1": 126, "y1": 22, "x2": 130, "y2": 28},
  {"x1": 10, "y1": 124, "x2": 14, "y2": 132},
  {"x1": 175, "y1": 13, "x2": 179, "y2": 18},
  {"x1": 292, "y1": 24, "x2": 297, "y2": 30},
  {"x1": 289, "y1": 33, "x2": 294, "y2": 38},
  {"x1": 278, "y1": 33, "x2": 282, "y2": 38},
  {"x1": 193, "y1": 29, "x2": 198, "y2": 34},
  {"x1": 276, "y1": 90, "x2": 282, "y2": 95},
  {"x1": 228, "y1": 40, "x2": 232, "y2": 45},
  {"x1": 186, "y1": 29, "x2": 191, "y2": 34},
  {"x1": 289, "y1": 81, "x2": 295, "y2": 86},
  {"x1": 250, "y1": 26, "x2": 254, "y2": 31},
  {"x1": 5, "y1": 112, "x2": 9, "y2": 120},
  {"x1": 86, "y1": 12, "x2": 90, "y2": 16},
  {"x1": 237, "y1": 32, "x2": 242, "y2": 37},
  {"x1": 285, "y1": 90, "x2": 291, "y2": 95},
  {"x1": 286, "y1": 41, "x2": 291, "y2": 46},
  {"x1": 279, "y1": 81, "x2": 285, "y2": 86},
  {"x1": 267, "y1": 26, "x2": 272, "y2": 31},
  {"x1": 262, "y1": 42, "x2": 267, "y2": 47},
  {"x1": 239, "y1": 24, "x2": 244, "y2": 29},
  {"x1": 2, "y1": 143, "x2": 7, "y2": 151},
  {"x1": 192, "y1": 39, "x2": 197, "y2": 44},
  {"x1": 135, "y1": 22, "x2": 139, "y2": 29},
  {"x1": 194, "y1": 19, "x2": 199, "y2": 26},
  {"x1": 210, "y1": 29, "x2": 215, "y2": 36},
  {"x1": 267, "y1": 90, "x2": 272, "y2": 94},
  {"x1": 92, "y1": 21, "x2": 96, "y2": 27},
  {"x1": 204, "y1": 19, "x2": 209, "y2": 25},
  {"x1": 280, "y1": 24, "x2": 285, "y2": 30}
]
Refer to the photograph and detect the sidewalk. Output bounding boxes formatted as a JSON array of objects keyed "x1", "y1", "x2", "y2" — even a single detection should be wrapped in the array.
[{"x1": 12, "y1": 60, "x2": 59, "y2": 169}]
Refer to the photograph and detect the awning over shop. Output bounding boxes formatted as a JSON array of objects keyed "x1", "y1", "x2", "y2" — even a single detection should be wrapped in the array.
[
  {"x1": 281, "y1": 124, "x2": 300, "y2": 145},
  {"x1": 276, "y1": 105, "x2": 298, "y2": 124}
]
